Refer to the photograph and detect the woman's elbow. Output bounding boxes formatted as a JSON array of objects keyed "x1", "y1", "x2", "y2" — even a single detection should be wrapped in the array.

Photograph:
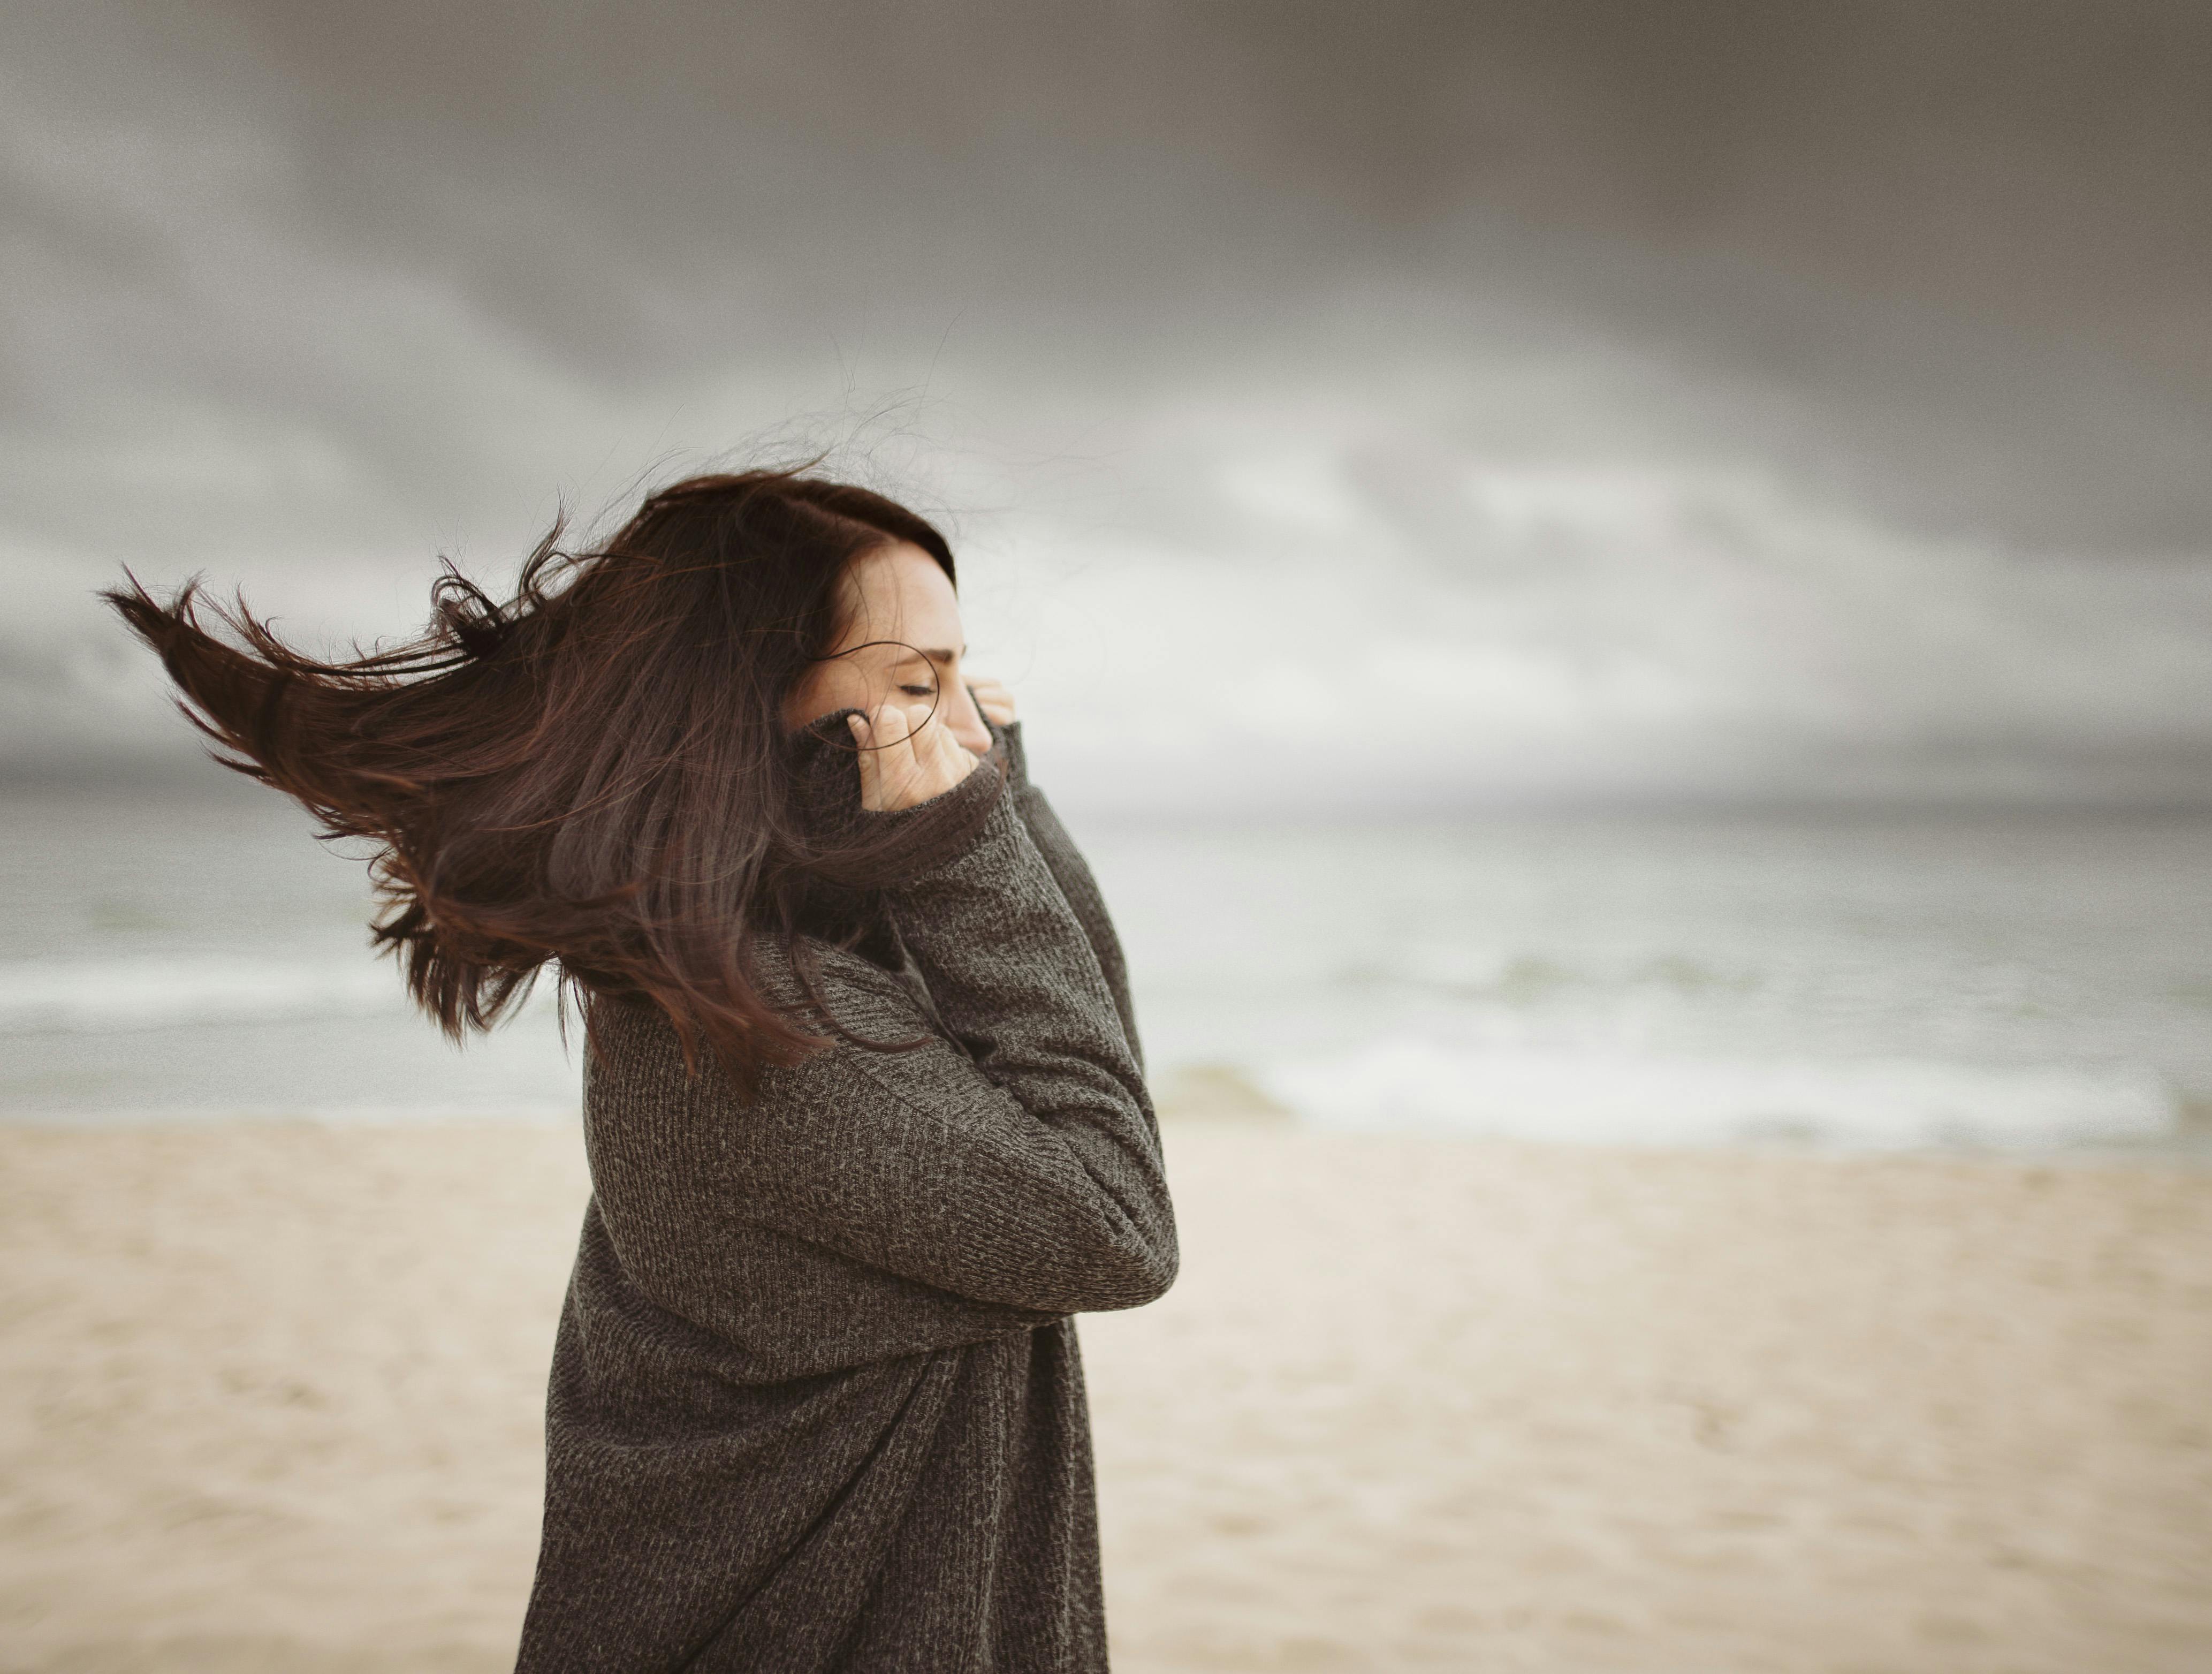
[
  {"x1": 1121, "y1": 1236, "x2": 1180, "y2": 1308},
  {"x1": 1060, "y1": 1223, "x2": 1178, "y2": 1313}
]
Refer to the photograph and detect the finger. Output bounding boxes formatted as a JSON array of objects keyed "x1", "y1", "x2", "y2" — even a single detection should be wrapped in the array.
[
  {"x1": 866, "y1": 699, "x2": 913, "y2": 748},
  {"x1": 849, "y1": 710, "x2": 884, "y2": 808},
  {"x1": 929, "y1": 711, "x2": 982, "y2": 782},
  {"x1": 965, "y1": 677, "x2": 1017, "y2": 726},
  {"x1": 879, "y1": 700, "x2": 928, "y2": 803},
  {"x1": 908, "y1": 703, "x2": 966, "y2": 797},
  {"x1": 922, "y1": 711, "x2": 964, "y2": 771}
]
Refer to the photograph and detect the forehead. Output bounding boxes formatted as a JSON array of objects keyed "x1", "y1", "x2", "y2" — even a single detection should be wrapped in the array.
[{"x1": 837, "y1": 540, "x2": 959, "y2": 635}]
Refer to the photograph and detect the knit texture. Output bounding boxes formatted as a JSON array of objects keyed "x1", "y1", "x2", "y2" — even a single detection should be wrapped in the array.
[{"x1": 515, "y1": 719, "x2": 1176, "y2": 1672}]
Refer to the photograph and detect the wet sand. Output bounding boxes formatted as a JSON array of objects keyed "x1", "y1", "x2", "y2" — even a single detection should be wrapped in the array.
[{"x1": 2, "y1": 1121, "x2": 2208, "y2": 1673}]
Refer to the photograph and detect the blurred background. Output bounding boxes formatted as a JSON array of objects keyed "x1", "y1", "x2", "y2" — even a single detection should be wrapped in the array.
[
  {"x1": 7, "y1": 9, "x2": 2212, "y2": 1672},
  {"x1": 5, "y1": 0, "x2": 2211, "y2": 1152}
]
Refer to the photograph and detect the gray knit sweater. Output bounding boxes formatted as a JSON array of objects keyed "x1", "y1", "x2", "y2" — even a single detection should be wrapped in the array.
[{"x1": 515, "y1": 721, "x2": 1176, "y2": 1672}]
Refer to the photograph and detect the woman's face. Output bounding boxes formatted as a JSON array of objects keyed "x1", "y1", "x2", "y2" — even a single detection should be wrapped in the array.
[{"x1": 782, "y1": 541, "x2": 995, "y2": 757}]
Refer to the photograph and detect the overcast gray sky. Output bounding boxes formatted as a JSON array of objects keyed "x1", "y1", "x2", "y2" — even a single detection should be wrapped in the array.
[{"x1": 6, "y1": 1, "x2": 2211, "y2": 806}]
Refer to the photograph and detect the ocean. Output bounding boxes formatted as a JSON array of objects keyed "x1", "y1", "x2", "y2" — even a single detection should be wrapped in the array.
[{"x1": 5, "y1": 785, "x2": 2209, "y2": 1156}]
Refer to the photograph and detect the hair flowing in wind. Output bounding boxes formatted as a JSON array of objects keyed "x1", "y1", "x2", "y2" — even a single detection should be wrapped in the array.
[{"x1": 104, "y1": 468, "x2": 997, "y2": 1097}]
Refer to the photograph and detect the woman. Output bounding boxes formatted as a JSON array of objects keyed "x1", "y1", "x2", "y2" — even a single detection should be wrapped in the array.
[{"x1": 107, "y1": 469, "x2": 1178, "y2": 1672}]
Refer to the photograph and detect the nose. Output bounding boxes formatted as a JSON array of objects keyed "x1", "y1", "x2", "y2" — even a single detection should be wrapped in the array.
[{"x1": 946, "y1": 681, "x2": 993, "y2": 756}]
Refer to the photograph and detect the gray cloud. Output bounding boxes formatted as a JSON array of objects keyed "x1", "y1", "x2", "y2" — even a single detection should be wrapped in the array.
[{"x1": 4, "y1": 1, "x2": 2210, "y2": 800}]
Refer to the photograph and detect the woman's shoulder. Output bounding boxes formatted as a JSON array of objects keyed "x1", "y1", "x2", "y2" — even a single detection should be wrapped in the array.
[{"x1": 750, "y1": 930, "x2": 921, "y2": 1006}]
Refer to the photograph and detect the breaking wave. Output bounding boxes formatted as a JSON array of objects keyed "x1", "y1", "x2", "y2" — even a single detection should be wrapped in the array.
[
  {"x1": 1255, "y1": 1037, "x2": 2176, "y2": 1151},
  {"x1": 0, "y1": 956, "x2": 556, "y2": 1034}
]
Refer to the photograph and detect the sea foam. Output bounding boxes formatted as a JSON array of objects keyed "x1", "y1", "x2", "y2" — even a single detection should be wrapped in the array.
[
  {"x1": 0, "y1": 956, "x2": 554, "y2": 1033},
  {"x1": 1255, "y1": 1037, "x2": 2176, "y2": 1151}
]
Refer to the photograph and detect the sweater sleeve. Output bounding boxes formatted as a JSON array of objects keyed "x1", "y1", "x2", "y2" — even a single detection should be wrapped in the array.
[
  {"x1": 719, "y1": 786, "x2": 1176, "y2": 1317},
  {"x1": 987, "y1": 716, "x2": 1144, "y2": 1073}
]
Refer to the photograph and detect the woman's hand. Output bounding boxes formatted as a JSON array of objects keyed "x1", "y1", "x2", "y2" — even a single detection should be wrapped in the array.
[
  {"x1": 964, "y1": 677, "x2": 1017, "y2": 730},
  {"x1": 850, "y1": 700, "x2": 981, "y2": 812}
]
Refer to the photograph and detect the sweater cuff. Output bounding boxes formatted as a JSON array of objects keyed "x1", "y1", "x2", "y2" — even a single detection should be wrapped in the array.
[{"x1": 880, "y1": 782, "x2": 1032, "y2": 899}]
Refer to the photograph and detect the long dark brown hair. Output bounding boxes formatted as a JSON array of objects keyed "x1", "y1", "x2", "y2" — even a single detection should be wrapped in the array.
[{"x1": 105, "y1": 468, "x2": 994, "y2": 1096}]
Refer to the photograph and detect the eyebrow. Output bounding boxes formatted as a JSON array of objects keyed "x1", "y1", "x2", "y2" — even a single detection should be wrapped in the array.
[{"x1": 894, "y1": 646, "x2": 966, "y2": 664}]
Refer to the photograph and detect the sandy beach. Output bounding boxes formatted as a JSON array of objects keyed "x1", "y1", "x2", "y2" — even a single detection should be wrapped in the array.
[{"x1": 2, "y1": 1119, "x2": 2208, "y2": 1674}]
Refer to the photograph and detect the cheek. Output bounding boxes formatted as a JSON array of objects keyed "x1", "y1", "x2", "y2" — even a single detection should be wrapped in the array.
[{"x1": 785, "y1": 657, "x2": 872, "y2": 727}]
